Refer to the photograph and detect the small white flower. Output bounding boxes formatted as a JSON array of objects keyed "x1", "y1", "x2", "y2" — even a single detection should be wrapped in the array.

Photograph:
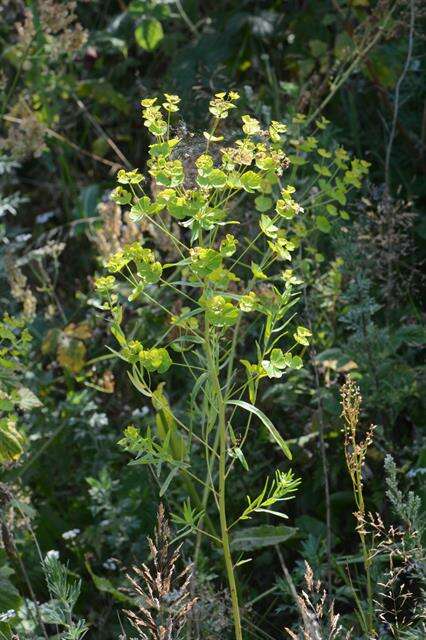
[
  {"x1": 287, "y1": 33, "x2": 295, "y2": 44},
  {"x1": 36, "y1": 211, "x2": 55, "y2": 224},
  {"x1": 103, "y1": 558, "x2": 118, "y2": 571},
  {"x1": 88, "y1": 412, "x2": 109, "y2": 428},
  {"x1": 16, "y1": 233, "x2": 32, "y2": 242},
  {"x1": 407, "y1": 467, "x2": 426, "y2": 478},
  {"x1": 45, "y1": 549, "x2": 60, "y2": 560},
  {"x1": 84, "y1": 401, "x2": 97, "y2": 413},
  {"x1": 132, "y1": 406, "x2": 149, "y2": 418},
  {"x1": 62, "y1": 528, "x2": 81, "y2": 540},
  {"x1": 0, "y1": 609, "x2": 16, "y2": 622}
]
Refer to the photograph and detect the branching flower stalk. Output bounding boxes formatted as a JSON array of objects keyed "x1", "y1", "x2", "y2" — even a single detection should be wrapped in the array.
[{"x1": 341, "y1": 378, "x2": 376, "y2": 635}]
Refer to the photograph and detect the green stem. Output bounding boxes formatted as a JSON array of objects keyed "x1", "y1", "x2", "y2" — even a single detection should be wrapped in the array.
[
  {"x1": 360, "y1": 533, "x2": 373, "y2": 633},
  {"x1": 194, "y1": 424, "x2": 220, "y2": 564},
  {"x1": 306, "y1": 5, "x2": 396, "y2": 127},
  {"x1": 218, "y1": 393, "x2": 242, "y2": 640},
  {"x1": 205, "y1": 326, "x2": 242, "y2": 640},
  {"x1": 356, "y1": 474, "x2": 374, "y2": 634}
]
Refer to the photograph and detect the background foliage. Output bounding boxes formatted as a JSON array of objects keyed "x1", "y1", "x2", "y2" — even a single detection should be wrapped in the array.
[{"x1": 0, "y1": 1, "x2": 425, "y2": 638}]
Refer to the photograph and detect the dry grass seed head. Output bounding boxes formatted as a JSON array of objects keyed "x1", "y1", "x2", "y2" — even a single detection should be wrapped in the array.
[
  {"x1": 285, "y1": 563, "x2": 350, "y2": 640},
  {"x1": 124, "y1": 504, "x2": 196, "y2": 640},
  {"x1": 341, "y1": 377, "x2": 375, "y2": 487}
]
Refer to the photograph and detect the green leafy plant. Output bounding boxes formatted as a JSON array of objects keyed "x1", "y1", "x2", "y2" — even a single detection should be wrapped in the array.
[
  {"x1": 0, "y1": 313, "x2": 38, "y2": 465},
  {"x1": 0, "y1": 1, "x2": 424, "y2": 637},
  {"x1": 42, "y1": 553, "x2": 88, "y2": 640},
  {"x1": 95, "y1": 91, "x2": 317, "y2": 639}
]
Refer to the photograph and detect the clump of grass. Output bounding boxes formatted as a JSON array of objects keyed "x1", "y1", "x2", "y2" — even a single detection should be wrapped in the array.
[
  {"x1": 123, "y1": 504, "x2": 196, "y2": 639},
  {"x1": 284, "y1": 562, "x2": 350, "y2": 640}
]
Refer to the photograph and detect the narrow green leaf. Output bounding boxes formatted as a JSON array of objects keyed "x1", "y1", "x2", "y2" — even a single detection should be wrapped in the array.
[
  {"x1": 159, "y1": 466, "x2": 180, "y2": 497},
  {"x1": 227, "y1": 399, "x2": 292, "y2": 460}
]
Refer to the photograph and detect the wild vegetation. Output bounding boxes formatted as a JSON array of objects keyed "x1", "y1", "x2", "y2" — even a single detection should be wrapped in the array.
[{"x1": 0, "y1": 1, "x2": 425, "y2": 639}]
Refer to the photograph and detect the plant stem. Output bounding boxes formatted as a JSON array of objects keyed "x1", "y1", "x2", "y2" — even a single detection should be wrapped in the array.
[
  {"x1": 303, "y1": 281, "x2": 332, "y2": 598},
  {"x1": 275, "y1": 545, "x2": 311, "y2": 630},
  {"x1": 217, "y1": 379, "x2": 242, "y2": 640},
  {"x1": 174, "y1": 0, "x2": 199, "y2": 37},
  {"x1": 356, "y1": 465, "x2": 374, "y2": 633},
  {"x1": 205, "y1": 327, "x2": 242, "y2": 640},
  {"x1": 305, "y1": 5, "x2": 397, "y2": 127},
  {"x1": 384, "y1": 0, "x2": 415, "y2": 190},
  {"x1": 218, "y1": 391, "x2": 242, "y2": 640},
  {"x1": 361, "y1": 534, "x2": 373, "y2": 633}
]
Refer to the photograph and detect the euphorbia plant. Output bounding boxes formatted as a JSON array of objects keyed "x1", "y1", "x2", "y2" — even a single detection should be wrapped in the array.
[{"x1": 93, "y1": 92, "x2": 359, "y2": 639}]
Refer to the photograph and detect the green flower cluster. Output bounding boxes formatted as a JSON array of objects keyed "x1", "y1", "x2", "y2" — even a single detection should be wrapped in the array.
[
  {"x1": 121, "y1": 340, "x2": 172, "y2": 374},
  {"x1": 94, "y1": 91, "x2": 372, "y2": 391}
]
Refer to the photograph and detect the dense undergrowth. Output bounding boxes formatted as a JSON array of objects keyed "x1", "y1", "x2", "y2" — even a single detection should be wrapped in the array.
[{"x1": 0, "y1": 1, "x2": 425, "y2": 639}]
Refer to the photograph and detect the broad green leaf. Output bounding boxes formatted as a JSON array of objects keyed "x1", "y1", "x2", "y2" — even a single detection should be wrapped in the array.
[
  {"x1": 17, "y1": 387, "x2": 42, "y2": 410},
  {"x1": 0, "y1": 416, "x2": 25, "y2": 463},
  {"x1": 0, "y1": 399, "x2": 13, "y2": 411},
  {"x1": 0, "y1": 556, "x2": 22, "y2": 612},
  {"x1": 313, "y1": 163, "x2": 331, "y2": 177},
  {"x1": 290, "y1": 355, "x2": 303, "y2": 369},
  {"x1": 259, "y1": 215, "x2": 278, "y2": 239},
  {"x1": 140, "y1": 347, "x2": 172, "y2": 374},
  {"x1": 255, "y1": 195, "x2": 272, "y2": 212},
  {"x1": 315, "y1": 215, "x2": 331, "y2": 233},
  {"x1": 149, "y1": 138, "x2": 180, "y2": 158},
  {"x1": 135, "y1": 18, "x2": 164, "y2": 52},
  {"x1": 294, "y1": 325, "x2": 312, "y2": 346},
  {"x1": 227, "y1": 399, "x2": 292, "y2": 459},
  {"x1": 111, "y1": 186, "x2": 132, "y2": 205},
  {"x1": 0, "y1": 357, "x2": 16, "y2": 370},
  {"x1": 261, "y1": 348, "x2": 290, "y2": 378},
  {"x1": 231, "y1": 524, "x2": 297, "y2": 551},
  {"x1": 189, "y1": 248, "x2": 222, "y2": 278},
  {"x1": 203, "y1": 295, "x2": 238, "y2": 327},
  {"x1": 287, "y1": 155, "x2": 307, "y2": 166},
  {"x1": 138, "y1": 260, "x2": 162, "y2": 284},
  {"x1": 197, "y1": 168, "x2": 227, "y2": 189},
  {"x1": 240, "y1": 171, "x2": 262, "y2": 192}
]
